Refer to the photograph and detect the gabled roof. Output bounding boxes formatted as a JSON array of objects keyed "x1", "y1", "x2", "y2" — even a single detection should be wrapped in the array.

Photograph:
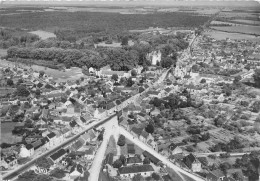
[
  {"x1": 47, "y1": 132, "x2": 56, "y2": 139},
  {"x1": 70, "y1": 164, "x2": 84, "y2": 174},
  {"x1": 69, "y1": 120, "x2": 78, "y2": 127},
  {"x1": 143, "y1": 151, "x2": 160, "y2": 164},
  {"x1": 183, "y1": 153, "x2": 200, "y2": 168},
  {"x1": 118, "y1": 165, "x2": 154, "y2": 174},
  {"x1": 25, "y1": 144, "x2": 34, "y2": 150},
  {"x1": 127, "y1": 156, "x2": 142, "y2": 164},
  {"x1": 140, "y1": 130, "x2": 149, "y2": 139},
  {"x1": 131, "y1": 127, "x2": 143, "y2": 136},
  {"x1": 50, "y1": 149, "x2": 66, "y2": 161},
  {"x1": 127, "y1": 144, "x2": 135, "y2": 155},
  {"x1": 4, "y1": 155, "x2": 17, "y2": 163}
]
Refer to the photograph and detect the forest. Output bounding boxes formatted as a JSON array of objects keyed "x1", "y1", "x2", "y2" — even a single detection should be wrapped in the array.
[
  {"x1": 6, "y1": 32, "x2": 189, "y2": 70},
  {"x1": 0, "y1": 11, "x2": 209, "y2": 41}
]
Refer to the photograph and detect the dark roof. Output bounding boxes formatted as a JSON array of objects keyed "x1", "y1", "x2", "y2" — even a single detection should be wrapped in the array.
[
  {"x1": 168, "y1": 143, "x2": 178, "y2": 151},
  {"x1": 50, "y1": 149, "x2": 66, "y2": 161},
  {"x1": 25, "y1": 144, "x2": 34, "y2": 150},
  {"x1": 47, "y1": 132, "x2": 56, "y2": 139},
  {"x1": 183, "y1": 153, "x2": 199, "y2": 168},
  {"x1": 127, "y1": 156, "x2": 142, "y2": 164},
  {"x1": 4, "y1": 155, "x2": 16, "y2": 163},
  {"x1": 139, "y1": 87, "x2": 145, "y2": 93},
  {"x1": 131, "y1": 127, "x2": 143, "y2": 136},
  {"x1": 127, "y1": 144, "x2": 135, "y2": 155},
  {"x1": 143, "y1": 151, "x2": 160, "y2": 164},
  {"x1": 70, "y1": 164, "x2": 84, "y2": 174},
  {"x1": 69, "y1": 120, "x2": 78, "y2": 127},
  {"x1": 118, "y1": 165, "x2": 154, "y2": 174}
]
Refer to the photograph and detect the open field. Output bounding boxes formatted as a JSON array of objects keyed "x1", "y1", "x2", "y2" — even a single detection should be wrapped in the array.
[
  {"x1": 219, "y1": 11, "x2": 258, "y2": 18},
  {"x1": 0, "y1": 59, "x2": 85, "y2": 82},
  {"x1": 204, "y1": 30, "x2": 260, "y2": 41},
  {"x1": 29, "y1": 30, "x2": 56, "y2": 40},
  {"x1": 211, "y1": 25, "x2": 260, "y2": 36},
  {"x1": 231, "y1": 19, "x2": 260, "y2": 26},
  {"x1": 1, "y1": 122, "x2": 23, "y2": 144}
]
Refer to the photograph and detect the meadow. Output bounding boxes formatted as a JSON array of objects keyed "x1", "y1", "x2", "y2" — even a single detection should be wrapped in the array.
[
  {"x1": 231, "y1": 19, "x2": 260, "y2": 26},
  {"x1": 204, "y1": 30, "x2": 260, "y2": 42},
  {"x1": 211, "y1": 25, "x2": 260, "y2": 36},
  {"x1": 29, "y1": 30, "x2": 56, "y2": 40},
  {"x1": 1, "y1": 122, "x2": 23, "y2": 144}
]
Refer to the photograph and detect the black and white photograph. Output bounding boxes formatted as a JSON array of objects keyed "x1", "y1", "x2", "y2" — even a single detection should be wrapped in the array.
[{"x1": 0, "y1": 0, "x2": 260, "y2": 181}]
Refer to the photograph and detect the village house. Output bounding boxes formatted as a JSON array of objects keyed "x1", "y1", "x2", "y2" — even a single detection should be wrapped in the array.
[
  {"x1": 19, "y1": 144, "x2": 34, "y2": 158},
  {"x1": 1, "y1": 155, "x2": 17, "y2": 169},
  {"x1": 49, "y1": 149, "x2": 67, "y2": 164},
  {"x1": 126, "y1": 156, "x2": 142, "y2": 166},
  {"x1": 118, "y1": 164, "x2": 155, "y2": 178},
  {"x1": 168, "y1": 143, "x2": 183, "y2": 155},
  {"x1": 182, "y1": 153, "x2": 202, "y2": 172},
  {"x1": 70, "y1": 164, "x2": 85, "y2": 180}
]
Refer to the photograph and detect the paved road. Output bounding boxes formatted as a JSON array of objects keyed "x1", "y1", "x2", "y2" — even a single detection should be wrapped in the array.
[
  {"x1": 88, "y1": 116, "x2": 119, "y2": 181},
  {"x1": 119, "y1": 127, "x2": 205, "y2": 181},
  {"x1": 2, "y1": 114, "x2": 117, "y2": 181}
]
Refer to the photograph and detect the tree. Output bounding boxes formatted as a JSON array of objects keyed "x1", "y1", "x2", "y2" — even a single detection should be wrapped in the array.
[
  {"x1": 132, "y1": 174, "x2": 145, "y2": 181},
  {"x1": 233, "y1": 172, "x2": 244, "y2": 181},
  {"x1": 117, "y1": 135, "x2": 125, "y2": 146},
  {"x1": 121, "y1": 36, "x2": 129, "y2": 46},
  {"x1": 17, "y1": 170, "x2": 37, "y2": 181},
  {"x1": 233, "y1": 75, "x2": 242, "y2": 84},
  {"x1": 7, "y1": 79, "x2": 14, "y2": 86},
  {"x1": 126, "y1": 78, "x2": 134, "y2": 87},
  {"x1": 112, "y1": 159, "x2": 123, "y2": 168},
  {"x1": 161, "y1": 57, "x2": 176, "y2": 68},
  {"x1": 35, "y1": 157, "x2": 52, "y2": 169},
  {"x1": 111, "y1": 74, "x2": 119, "y2": 82},
  {"x1": 151, "y1": 173, "x2": 160, "y2": 180},
  {"x1": 131, "y1": 69, "x2": 137, "y2": 77},
  {"x1": 253, "y1": 69, "x2": 260, "y2": 88},
  {"x1": 192, "y1": 64, "x2": 200, "y2": 72},
  {"x1": 119, "y1": 155, "x2": 126, "y2": 165},
  {"x1": 214, "y1": 115, "x2": 226, "y2": 127},
  {"x1": 16, "y1": 85, "x2": 30, "y2": 97},
  {"x1": 145, "y1": 124, "x2": 154, "y2": 134},
  {"x1": 143, "y1": 157, "x2": 150, "y2": 164},
  {"x1": 50, "y1": 168, "x2": 66, "y2": 178},
  {"x1": 17, "y1": 78, "x2": 23, "y2": 85},
  {"x1": 251, "y1": 101, "x2": 260, "y2": 113},
  {"x1": 200, "y1": 79, "x2": 206, "y2": 84},
  {"x1": 201, "y1": 132, "x2": 210, "y2": 141},
  {"x1": 219, "y1": 162, "x2": 231, "y2": 175},
  {"x1": 39, "y1": 71, "x2": 45, "y2": 77}
]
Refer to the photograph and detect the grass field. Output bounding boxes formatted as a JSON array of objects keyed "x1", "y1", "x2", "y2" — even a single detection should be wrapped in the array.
[
  {"x1": 1, "y1": 122, "x2": 23, "y2": 144},
  {"x1": 29, "y1": 30, "x2": 56, "y2": 40},
  {"x1": 204, "y1": 30, "x2": 260, "y2": 41},
  {"x1": 211, "y1": 25, "x2": 260, "y2": 35},
  {"x1": 231, "y1": 19, "x2": 260, "y2": 26}
]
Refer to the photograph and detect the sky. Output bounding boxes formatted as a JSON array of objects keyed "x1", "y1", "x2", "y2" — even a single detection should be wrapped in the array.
[{"x1": 0, "y1": 0, "x2": 259, "y2": 7}]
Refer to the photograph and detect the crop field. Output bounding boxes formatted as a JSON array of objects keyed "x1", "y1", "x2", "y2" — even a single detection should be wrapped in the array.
[
  {"x1": 219, "y1": 11, "x2": 258, "y2": 18},
  {"x1": 204, "y1": 30, "x2": 260, "y2": 42},
  {"x1": 231, "y1": 19, "x2": 260, "y2": 25},
  {"x1": 29, "y1": 30, "x2": 56, "y2": 40},
  {"x1": 1, "y1": 122, "x2": 23, "y2": 144},
  {"x1": 211, "y1": 25, "x2": 260, "y2": 35}
]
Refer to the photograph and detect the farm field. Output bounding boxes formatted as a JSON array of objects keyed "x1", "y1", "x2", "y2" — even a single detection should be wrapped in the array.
[
  {"x1": 219, "y1": 11, "x2": 258, "y2": 18},
  {"x1": 204, "y1": 30, "x2": 260, "y2": 41},
  {"x1": 231, "y1": 19, "x2": 260, "y2": 26},
  {"x1": 211, "y1": 25, "x2": 260, "y2": 35},
  {"x1": 29, "y1": 30, "x2": 56, "y2": 40},
  {"x1": 1, "y1": 122, "x2": 23, "y2": 144}
]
